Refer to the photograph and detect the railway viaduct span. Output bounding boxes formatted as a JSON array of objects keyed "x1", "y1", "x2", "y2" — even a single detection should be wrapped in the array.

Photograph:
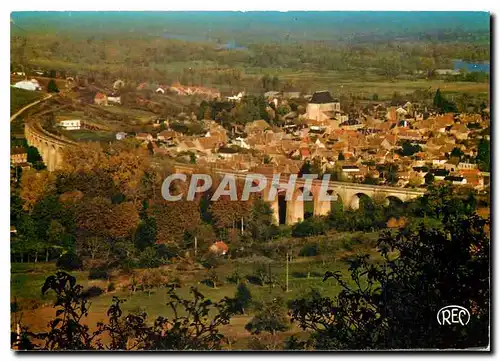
[
  {"x1": 24, "y1": 121, "x2": 76, "y2": 171},
  {"x1": 173, "y1": 164, "x2": 426, "y2": 225},
  {"x1": 23, "y1": 119, "x2": 425, "y2": 225}
]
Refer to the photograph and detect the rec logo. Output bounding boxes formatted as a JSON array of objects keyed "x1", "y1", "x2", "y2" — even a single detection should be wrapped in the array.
[{"x1": 437, "y1": 305, "x2": 471, "y2": 326}]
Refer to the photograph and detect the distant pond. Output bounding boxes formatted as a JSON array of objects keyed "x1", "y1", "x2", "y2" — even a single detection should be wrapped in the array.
[
  {"x1": 162, "y1": 33, "x2": 247, "y2": 50},
  {"x1": 453, "y1": 60, "x2": 490, "y2": 73}
]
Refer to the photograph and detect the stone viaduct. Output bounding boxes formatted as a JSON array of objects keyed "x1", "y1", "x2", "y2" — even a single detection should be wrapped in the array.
[
  {"x1": 173, "y1": 164, "x2": 426, "y2": 225},
  {"x1": 23, "y1": 119, "x2": 425, "y2": 225},
  {"x1": 24, "y1": 121, "x2": 76, "y2": 171}
]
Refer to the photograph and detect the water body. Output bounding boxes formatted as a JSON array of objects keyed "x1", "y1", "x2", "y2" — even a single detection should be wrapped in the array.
[
  {"x1": 215, "y1": 41, "x2": 248, "y2": 51},
  {"x1": 454, "y1": 60, "x2": 490, "y2": 73},
  {"x1": 162, "y1": 33, "x2": 248, "y2": 50}
]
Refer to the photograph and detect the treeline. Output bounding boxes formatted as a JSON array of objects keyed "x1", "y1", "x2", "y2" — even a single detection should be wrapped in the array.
[
  {"x1": 11, "y1": 31, "x2": 490, "y2": 88},
  {"x1": 290, "y1": 183, "x2": 481, "y2": 239}
]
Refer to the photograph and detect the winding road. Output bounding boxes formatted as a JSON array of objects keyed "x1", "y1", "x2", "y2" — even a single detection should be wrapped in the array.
[{"x1": 10, "y1": 92, "x2": 52, "y2": 122}]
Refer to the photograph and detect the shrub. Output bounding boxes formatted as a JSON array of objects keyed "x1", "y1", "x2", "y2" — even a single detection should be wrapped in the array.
[
  {"x1": 246, "y1": 275, "x2": 264, "y2": 286},
  {"x1": 354, "y1": 234, "x2": 378, "y2": 248},
  {"x1": 207, "y1": 269, "x2": 221, "y2": 289},
  {"x1": 107, "y1": 282, "x2": 116, "y2": 292},
  {"x1": 291, "y1": 217, "x2": 327, "y2": 237},
  {"x1": 318, "y1": 239, "x2": 342, "y2": 255},
  {"x1": 227, "y1": 269, "x2": 242, "y2": 284},
  {"x1": 291, "y1": 271, "x2": 308, "y2": 278},
  {"x1": 88, "y1": 269, "x2": 109, "y2": 280},
  {"x1": 140, "y1": 268, "x2": 168, "y2": 292},
  {"x1": 138, "y1": 247, "x2": 163, "y2": 268},
  {"x1": 56, "y1": 252, "x2": 82, "y2": 271},
  {"x1": 233, "y1": 255, "x2": 274, "y2": 265},
  {"x1": 341, "y1": 238, "x2": 353, "y2": 251},
  {"x1": 298, "y1": 243, "x2": 319, "y2": 257},
  {"x1": 232, "y1": 281, "x2": 253, "y2": 314},
  {"x1": 81, "y1": 286, "x2": 104, "y2": 299},
  {"x1": 245, "y1": 297, "x2": 290, "y2": 335}
]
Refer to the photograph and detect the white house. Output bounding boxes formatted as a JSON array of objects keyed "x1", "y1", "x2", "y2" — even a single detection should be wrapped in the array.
[
  {"x1": 232, "y1": 137, "x2": 251, "y2": 149},
  {"x1": 13, "y1": 79, "x2": 41, "y2": 91},
  {"x1": 306, "y1": 91, "x2": 341, "y2": 122},
  {"x1": 444, "y1": 175, "x2": 467, "y2": 185},
  {"x1": 116, "y1": 132, "x2": 127, "y2": 140},
  {"x1": 58, "y1": 119, "x2": 81, "y2": 130},
  {"x1": 435, "y1": 69, "x2": 460, "y2": 76},
  {"x1": 458, "y1": 162, "x2": 478, "y2": 170},
  {"x1": 108, "y1": 96, "x2": 121, "y2": 105},
  {"x1": 396, "y1": 107, "x2": 408, "y2": 118},
  {"x1": 227, "y1": 91, "x2": 245, "y2": 102},
  {"x1": 342, "y1": 165, "x2": 360, "y2": 173}
]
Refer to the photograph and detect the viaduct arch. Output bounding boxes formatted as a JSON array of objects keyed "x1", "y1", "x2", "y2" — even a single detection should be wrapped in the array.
[
  {"x1": 24, "y1": 121, "x2": 76, "y2": 172},
  {"x1": 173, "y1": 164, "x2": 426, "y2": 225}
]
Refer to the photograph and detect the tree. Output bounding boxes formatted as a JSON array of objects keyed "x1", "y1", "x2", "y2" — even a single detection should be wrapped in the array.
[
  {"x1": 233, "y1": 282, "x2": 253, "y2": 314},
  {"x1": 149, "y1": 200, "x2": 201, "y2": 244},
  {"x1": 292, "y1": 217, "x2": 327, "y2": 237},
  {"x1": 450, "y1": 147, "x2": 464, "y2": 160},
  {"x1": 289, "y1": 214, "x2": 489, "y2": 349},
  {"x1": 299, "y1": 159, "x2": 322, "y2": 176},
  {"x1": 45, "y1": 220, "x2": 65, "y2": 261},
  {"x1": 261, "y1": 74, "x2": 271, "y2": 91},
  {"x1": 397, "y1": 141, "x2": 422, "y2": 157},
  {"x1": 208, "y1": 196, "x2": 252, "y2": 237},
  {"x1": 362, "y1": 175, "x2": 379, "y2": 185},
  {"x1": 433, "y1": 88, "x2": 458, "y2": 113},
  {"x1": 135, "y1": 217, "x2": 157, "y2": 251},
  {"x1": 476, "y1": 139, "x2": 490, "y2": 172},
  {"x1": 245, "y1": 297, "x2": 289, "y2": 336},
  {"x1": 424, "y1": 172, "x2": 435, "y2": 185},
  {"x1": 107, "y1": 202, "x2": 140, "y2": 240},
  {"x1": 271, "y1": 75, "x2": 279, "y2": 90},
  {"x1": 433, "y1": 88, "x2": 444, "y2": 109},
  {"x1": 27, "y1": 146, "x2": 46, "y2": 170},
  {"x1": 417, "y1": 184, "x2": 477, "y2": 221},
  {"x1": 20, "y1": 170, "x2": 56, "y2": 213},
  {"x1": 48, "y1": 79, "x2": 59, "y2": 93},
  {"x1": 247, "y1": 198, "x2": 277, "y2": 242},
  {"x1": 384, "y1": 163, "x2": 399, "y2": 185}
]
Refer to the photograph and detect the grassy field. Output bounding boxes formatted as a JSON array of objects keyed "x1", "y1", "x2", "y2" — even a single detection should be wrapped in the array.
[
  {"x1": 94, "y1": 105, "x2": 157, "y2": 125},
  {"x1": 10, "y1": 87, "x2": 43, "y2": 116},
  {"x1": 10, "y1": 229, "x2": 386, "y2": 348},
  {"x1": 158, "y1": 63, "x2": 489, "y2": 98},
  {"x1": 10, "y1": 258, "x2": 352, "y2": 348},
  {"x1": 276, "y1": 71, "x2": 489, "y2": 99},
  {"x1": 59, "y1": 129, "x2": 116, "y2": 142}
]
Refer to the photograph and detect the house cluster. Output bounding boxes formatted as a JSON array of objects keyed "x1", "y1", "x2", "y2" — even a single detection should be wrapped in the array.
[
  {"x1": 94, "y1": 92, "x2": 121, "y2": 106},
  {"x1": 150, "y1": 90, "x2": 488, "y2": 190},
  {"x1": 10, "y1": 147, "x2": 29, "y2": 168},
  {"x1": 135, "y1": 82, "x2": 221, "y2": 100},
  {"x1": 125, "y1": 119, "x2": 230, "y2": 161}
]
